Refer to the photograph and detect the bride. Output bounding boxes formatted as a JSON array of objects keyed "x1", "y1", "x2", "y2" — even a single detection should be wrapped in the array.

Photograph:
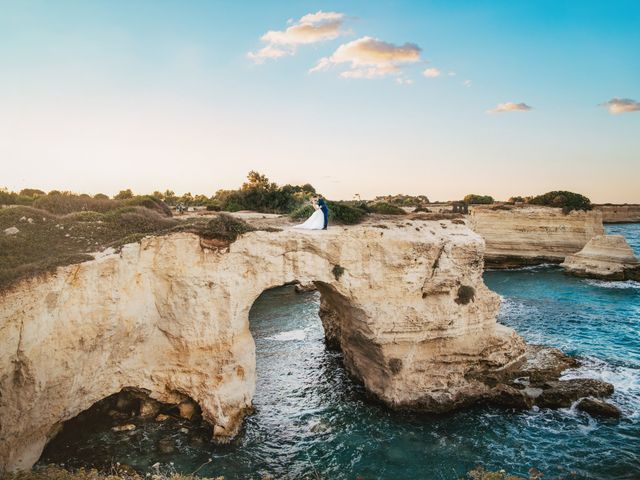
[{"x1": 293, "y1": 198, "x2": 325, "y2": 230}]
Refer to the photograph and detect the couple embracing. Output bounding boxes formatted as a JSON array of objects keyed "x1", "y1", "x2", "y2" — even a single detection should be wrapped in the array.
[{"x1": 294, "y1": 196, "x2": 329, "y2": 230}]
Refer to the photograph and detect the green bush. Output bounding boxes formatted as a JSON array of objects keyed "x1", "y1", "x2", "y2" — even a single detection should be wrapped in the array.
[
  {"x1": 213, "y1": 171, "x2": 316, "y2": 214},
  {"x1": 290, "y1": 204, "x2": 315, "y2": 220},
  {"x1": 368, "y1": 202, "x2": 406, "y2": 215},
  {"x1": 463, "y1": 194, "x2": 494, "y2": 205},
  {"x1": 529, "y1": 190, "x2": 592, "y2": 214},
  {"x1": 327, "y1": 201, "x2": 367, "y2": 224}
]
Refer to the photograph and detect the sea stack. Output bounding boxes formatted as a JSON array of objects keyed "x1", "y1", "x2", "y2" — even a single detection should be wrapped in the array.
[{"x1": 561, "y1": 235, "x2": 640, "y2": 281}]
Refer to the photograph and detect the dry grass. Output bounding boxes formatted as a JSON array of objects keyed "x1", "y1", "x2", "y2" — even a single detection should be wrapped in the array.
[
  {"x1": 0, "y1": 208, "x2": 276, "y2": 291},
  {"x1": 0, "y1": 206, "x2": 180, "y2": 291}
]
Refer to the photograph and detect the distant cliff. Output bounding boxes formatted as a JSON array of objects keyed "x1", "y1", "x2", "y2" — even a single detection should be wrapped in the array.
[
  {"x1": 470, "y1": 205, "x2": 604, "y2": 268},
  {"x1": 594, "y1": 204, "x2": 640, "y2": 224}
]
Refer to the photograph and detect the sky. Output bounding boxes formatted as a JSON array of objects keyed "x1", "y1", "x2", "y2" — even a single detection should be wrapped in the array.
[{"x1": 1, "y1": 0, "x2": 639, "y2": 202}]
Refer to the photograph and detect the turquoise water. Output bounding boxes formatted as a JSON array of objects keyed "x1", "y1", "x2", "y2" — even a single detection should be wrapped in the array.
[{"x1": 40, "y1": 224, "x2": 640, "y2": 479}]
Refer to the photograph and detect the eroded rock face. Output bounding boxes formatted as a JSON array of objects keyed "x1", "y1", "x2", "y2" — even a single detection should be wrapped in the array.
[
  {"x1": 595, "y1": 204, "x2": 640, "y2": 224},
  {"x1": 0, "y1": 222, "x2": 525, "y2": 472},
  {"x1": 562, "y1": 235, "x2": 640, "y2": 281},
  {"x1": 469, "y1": 206, "x2": 604, "y2": 268}
]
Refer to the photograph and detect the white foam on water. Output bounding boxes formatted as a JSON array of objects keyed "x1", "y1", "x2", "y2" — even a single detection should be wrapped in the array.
[
  {"x1": 267, "y1": 329, "x2": 307, "y2": 341},
  {"x1": 561, "y1": 356, "x2": 640, "y2": 418},
  {"x1": 583, "y1": 279, "x2": 640, "y2": 290}
]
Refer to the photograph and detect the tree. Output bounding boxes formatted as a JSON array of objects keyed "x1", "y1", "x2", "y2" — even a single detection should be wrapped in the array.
[
  {"x1": 463, "y1": 194, "x2": 494, "y2": 205},
  {"x1": 94, "y1": 193, "x2": 109, "y2": 199},
  {"x1": 19, "y1": 188, "x2": 45, "y2": 198},
  {"x1": 114, "y1": 189, "x2": 134, "y2": 200},
  {"x1": 152, "y1": 191, "x2": 164, "y2": 199},
  {"x1": 163, "y1": 190, "x2": 177, "y2": 206},
  {"x1": 529, "y1": 191, "x2": 591, "y2": 213},
  {"x1": 241, "y1": 171, "x2": 273, "y2": 191}
]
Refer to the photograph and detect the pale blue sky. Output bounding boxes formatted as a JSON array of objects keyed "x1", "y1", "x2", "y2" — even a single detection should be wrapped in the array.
[{"x1": 1, "y1": 0, "x2": 639, "y2": 202}]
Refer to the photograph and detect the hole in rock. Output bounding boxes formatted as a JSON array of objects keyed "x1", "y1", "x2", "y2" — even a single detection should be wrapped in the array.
[
  {"x1": 36, "y1": 284, "x2": 368, "y2": 478},
  {"x1": 38, "y1": 388, "x2": 211, "y2": 472}
]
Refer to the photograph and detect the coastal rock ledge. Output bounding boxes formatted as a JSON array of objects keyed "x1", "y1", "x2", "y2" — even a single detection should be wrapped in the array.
[
  {"x1": 0, "y1": 222, "x2": 534, "y2": 471},
  {"x1": 562, "y1": 234, "x2": 640, "y2": 281}
]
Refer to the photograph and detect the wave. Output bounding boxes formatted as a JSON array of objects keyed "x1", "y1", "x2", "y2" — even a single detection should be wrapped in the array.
[
  {"x1": 267, "y1": 329, "x2": 307, "y2": 341},
  {"x1": 561, "y1": 356, "x2": 640, "y2": 418},
  {"x1": 486, "y1": 263, "x2": 559, "y2": 272},
  {"x1": 582, "y1": 279, "x2": 640, "y2": 290}
]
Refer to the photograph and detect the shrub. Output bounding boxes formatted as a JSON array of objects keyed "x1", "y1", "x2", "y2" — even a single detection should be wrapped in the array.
[
  {"x1": 373, "y1": 194, "x2": 430, "y2": 206},
  {"x1": 33, "y1": 193, "x2": 119, "y2": 214},
  {"x1": 413, "y1": 206, "x2": 431, "y2": 213},
  {"x1": 125, "y1": 195, "x2": 172, "y2": 217},
  {"x1": 113, "y1": 189, "x2": 134, "y2": 200},
  {"x1": 368, "y1": 202, "x2": 406, "y2": 215},
  {"x1": 463, "y1": 194, "x2": 494, "y2": 205},
  {"x1": 200, "y1": 214, "x2": 255, "y2": 242},
  {"x1": 327, "y1": 201, "x2": 367, "y2": 224},
  {"x1": 529, "y1": 190, "x2": 592, "y2": 214},
  {"x1": 290, "y1": 204, "x2": 315, "y2": 220}
]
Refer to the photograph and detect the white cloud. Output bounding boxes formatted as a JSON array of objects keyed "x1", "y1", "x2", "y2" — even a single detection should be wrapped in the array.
[
  {"x1": 462, "y1": 79, "x2": 472, "y2": 87},
  {"x1": 248, "y1": 11, "x2": 347, "y2": 63},
  {"x1": 423, "y1": 67, "x2": 441, "y2": 78},
  {"x1": 448, "y1": 71, "x2": 456, "y2": 76},
  {"x1": 487, "y1": 102, "x2": 533, "y2": 114},
  {"x1": 310, "y1": 36, "x2": 421, "y2": 79},
  {"x1": 601, "y1": 98, "x2": 640, "y2": 114},
  {"x1": 396, "y1": 77, "x2": 414, "y2": 85}
]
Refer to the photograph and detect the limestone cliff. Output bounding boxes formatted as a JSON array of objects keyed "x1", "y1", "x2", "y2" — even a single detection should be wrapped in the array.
[
  {"x1": 595, "y1": 204, "x2": 640, "y2": 224},
  {"x1": 0, "y1": 222, "x2": 525, "y2": 472},
  {"x1": 469, "y1": 206, "x2": 604, "y2": 268},
  {"x1": 562, "y1": 235, "x2": 640, "y2": 280}
]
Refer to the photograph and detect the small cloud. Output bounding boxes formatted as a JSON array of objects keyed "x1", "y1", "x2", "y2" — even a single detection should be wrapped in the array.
[
  {"x1": 309, "y1": 36, "x2": 422, "y2": 79},
  {"x1": 396, "y1": 77, "x2": 414, "y2": 85},
  {"x1": 487, "y1": 102, "x2": 533, "y2": 114},
  {"x1": 248, "y1": 11, "x2": 347, "y2": 63},
  {"x1": 601, "y1": 98, "x2": 640, "y2": 114},
  {"x1": 423, "y1": 67, "x2": 441, "y2": 78},
  {"x1": 448, "y1": 71, "x2": 456, "y2": 76},
  {"x1": 462, "y1": 79, "x2": 472, "y2": 87}
]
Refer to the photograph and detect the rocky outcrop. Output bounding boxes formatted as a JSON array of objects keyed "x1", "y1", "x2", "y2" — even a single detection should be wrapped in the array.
[
  {"x1": 595, "y1": 204, "x2": 640, "y2": 224},
  {"x1": 0, "y1": 221, "x2": 527, "y2": 472},
  {"x1": 561, "y1": 235, "x2": 640, "y2": 280},
  {"x1": 469, "y1": 206, "x2": 604, "y2": 268}
]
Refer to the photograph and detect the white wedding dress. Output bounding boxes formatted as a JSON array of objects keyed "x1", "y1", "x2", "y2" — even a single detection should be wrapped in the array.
[{"x1": 294, "y1": 208, "x2": 325, "y2": 230}]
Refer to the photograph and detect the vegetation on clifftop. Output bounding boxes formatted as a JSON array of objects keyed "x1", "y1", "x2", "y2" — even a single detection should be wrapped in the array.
[
  {"x1": 463, "y1": 194, "x2": 495, "y2": 205},
  {"x1": 528, "y1": 190, "x2": 592, "y2": 213}
]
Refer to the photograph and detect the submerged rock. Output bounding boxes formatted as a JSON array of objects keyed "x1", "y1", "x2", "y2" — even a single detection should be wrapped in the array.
[
  {"x1": 157, "y1": 437, "x2": 175, "y2": 454},
  {"x1": 111, "y1": 423, "x2": 136, "y2": 432},
  {"x1": 476, "y1": 345, "x2": 615, "y2": 411},
  {"x1": 139, "y1": 398, "x2": 161, "y2": 418},
  {"x1": 562, "y1": 235, "x2": 640, "y2": 281},
  {"x1": 576, "y1": 398, "x2": 621, "y2": 418}
]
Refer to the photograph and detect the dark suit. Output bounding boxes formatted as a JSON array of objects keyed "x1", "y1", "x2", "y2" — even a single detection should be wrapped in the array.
[{"x1": 317, "y1": 199, "x2": 329, "y2": 229}]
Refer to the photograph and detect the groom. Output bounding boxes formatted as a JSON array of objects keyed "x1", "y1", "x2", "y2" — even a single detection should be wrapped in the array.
[{"x1": 316, "y1": 197, "x2": 329, "y2": 230}]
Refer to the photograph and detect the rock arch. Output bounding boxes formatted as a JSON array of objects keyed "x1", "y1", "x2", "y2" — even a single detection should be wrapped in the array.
[{"x1": 0, "y1": 223, "x2": 525, "y2": 472}]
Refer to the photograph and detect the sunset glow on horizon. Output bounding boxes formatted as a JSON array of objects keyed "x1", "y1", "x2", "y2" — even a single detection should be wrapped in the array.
[{"x1": 1, "y1": 1, "x2": 639, "y2": 203}]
